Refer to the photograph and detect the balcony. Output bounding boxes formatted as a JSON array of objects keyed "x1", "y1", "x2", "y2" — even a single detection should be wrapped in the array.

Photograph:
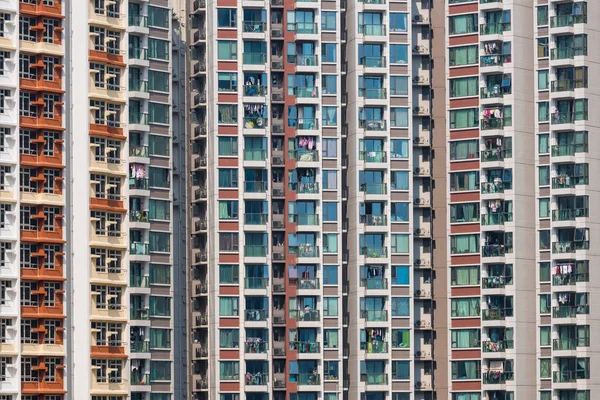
[
  {"x1": 359, "y1": 88, "x2": 387, "y2": 99},
  {"x1": 293, "y1": 86, "x2": 319, "y2": 98},
  {"x1": 361, "y1": 278, "x2": 388, "y2": 290},
  {"x1": 245, "y1": 372, "x2": 269, "y2": 386},
  {"x1": 131, "y1": 341, "x2": 150, "y2": 353},
  {"x1": 362, "y1": 341, "x2": 388, "y2": 354},
  {"x1": 297, "y1": 182, "x2": 319, "y2": 194},
  {"x1": 289, "y1": 245, "x2": 319, "y2": 258},
  {"x1": 481, "y1": 182, "x2": 505, "y2": 194},
  {"x1": 130, "y1": 145, "x2": 148, "y2": 158},
  {"x1": 359, "y1": 24, "x2": 386, "y2": 36},
  {"x1": 244, "y1": 149, "x2": 267, "y2": 161},
  {"x1": 289, "y1": 214, "x2": 319, "y2": 225},
  {"x1": 551, "y1": 47, "x2": 587, "y2": 60},
  {"x1": 481, "y1": 119, "x2": 506, "y2": 131},
  {"x1": 552, "y1": 208, "x2": 588, "y2": 221},
  {"x1": 360, "y1": 56, "x2": 386, "y2": 68},
  {"x1": 553, "y1": 370, "x2": 589, "y2": 383},
  {"x1": 361, "y1": 310, "x2": 388, "y2": 321},
  {"x1": 295, "y1": 373, "x2": 320, "y2": 386},
  {"x1": 483, "y1": 371, "x2": 512, "y2": 385},
  {"x1": 289, "y1": 341, "x2": 320, "y2": 354},
  {"x1": 289, "y1": 309, "x2": 321, "y2": 322},
  {"x1": 482, "y1": 308, "x2": 506, "y2": 321},
  {"x1": 482, "y1": 244, "x2": 512, "y2": 258},
  {"x1": 553, "y1": 337, "x2": 590, "y2": 351},
  {"x1": 552, "y1": 305, "x2": 589, "y2": 318},
  {"x1": 551, "y1": 78, "x2": 587, "y2": 92},
  {"x1": 360, "y1": 119, "x2": 386, "y2": 131},
  {"x1": 298, "y1": 278, "x2": 320, "y2": 290},
  {"x1": 361, "y1": 214, "x2": 387, "y2": 226},
  {"x1": 480, "y1": 53, "x2": 511, "y2": 67},
  {"x1": 362, "y1": 247, "x2": 387, "y2": 258},
  {"x1": 288, "y1": 54, "x2": 318, "y2": 67},
  {"x1": 245, "y1": 340, "x2": 269, "y2": 354},
  {"x1": 129, "y1": 178, "x2": 149, "y2": 190},
  {"x1": 481, "y1": 149, "x2": 511, "y2": 162},
  {"x1": 360, "y1": 183, "x2": 387, "y2": 195},
  {"x1": 482, "y1": 340, "x2": 513, "y2": 353},
  {"x1": 130, "y1": 274, "x2": 149, "y2": 288},
  {"x1": 243, "y1": 85, "x2": 267, "y2": 97},
  {"x1": 553, "y1": 272, "x2": 589, "y2": 286},
  {"x1": 245, "y1": 277, "x2": 268, "y2": 289},
  {"x1": 129, "y1": 112, "x2": 149, "y2": 127},
  {"x1": 552, "y1": 111, "x2": 587, "y2": 125},
  {"x1": 290, "y1": 149, "x2": 319, "y2": 162},
  {"x1": 244, "y1": 21, "x2": 266, "y2": 33},
  {"x1": 129, "y1": 15, "x2": 148, "y2": 28},
  {"x1": 482, "y1": 276, "x2": 508, "y2": 289},
  {"x1": 245, "y1": 245, "x2": 267, "y2": 257},
  {"x1": 130, "y1": 308, "x2": 149, "y2": 320},
  {"x1": 360, "y1": 151, "x2": 387, "y2": 163},
  {"x1": 245, "y1": 181, "x2": 268, "y2": 193},
  {"x1": 130, "y1": 242, "x2": 149, "y2": 256},
  {"x1": 480, "y1": 22, "x2": 511, "y2": 35},
  {"x1": 243, "y1": 116, "x2": 267, "y2": 130},
  {"x1": 129, "y1": 210, "x2": 149, "y2": 223},
  {"x1": 481, "y1": 213, "x2": 512, "y2": 225},
  {"x1": 550, "y1": 14, "x2": 587, "y2": 28},
  {"x1": 552, "y1": 241, "x2": 589, "y2": 254},
  {"x1": 245, "y1": 213, "x2": 268, "y2": 225},
  {"x1": 552, "y1": 175, "x2": 587, "y2": 189},
  {"x1": 129, "y1": 47, "x2": 148, "y2": 61},
  {"x1": 287, "y1": 22, "x2": 318, "y2": 34},
  {"x1": 551, "y1": 143, "x2": 588, "y2": 157},
  {"x1": 244, "y1": 53, "x2": 267, "y2": 65},
  {"x1": 131, "y1": 372, "x2": 150, "y2": 386},
  {"x1": 361, "y1": 373, "x2": 388, "y2": 385}
]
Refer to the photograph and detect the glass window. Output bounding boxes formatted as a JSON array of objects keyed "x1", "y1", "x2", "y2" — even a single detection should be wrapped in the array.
[
  {"x1": 451, "y1": 329, "x2": 480, "y2": 349},
  {"x1": 539, "y1": 230, "x2": 550, "y2": 250},
  {"x1": 391, "y1": 298, "x2": 409, "y2": 317},
  {"x1": 149, "y1": 102, "x2": 169, "y2": 124},
  {"x1": 220, "y1": 329, "x2": 239, "y2": 348},
  {"x1": 392, "y1": 361, "x2": 410, "y2": 379},
  {"x1": 323, "y1": 297, "x2": 338, "y2": 316},
  {"x1": 323, "y1": 170, "x2": 337, "y2": 189},
  {"x1": 218, "y1": 104, "x2": 238, "y2": 124},
  {"x1": 538, "y1": 102, "x2": 549, "y2": 121},
  {"x1": 322, "y1": 106, "x2": 337, "y2": 126},
  {"x1": 537, "y1": 6, "x2": 548, "y2": 26},
  {"x1": 148, "y1": 38, "x2": 169, "y2": 60},
  {"x1": 389, "y1": 13, "x2": 407, "y2": 32},
  {"x1": 540, "y1": 358, "x2": 551, "y2": 378},
  {"x1": 321, "y1": 12, "x2": 336, "y2": 31},
  {"x1": 149, "y1": 232, "x2": 170, "y2": 252},
  {"x1": 391, "y1": 202, "x2": 409, "y2": 222},
  {"x1": 391, "y1": 265, "x2": 409, "y2": 285},
  {"x1": 217, "y1": 8, "x2": 237, "y2": 28},
  {"x1": 218, "y1": 201, "x2": 238, "y2": 220},
  {"x1": 321, "y1": 43, "x2": 337, "y2": 62},
  {"x1": 451, "y1": 361, "x2": 481, "y2": 380},
  {"x1": 540, "y1": 326, "x2": 550, "y2": 346},
  {"x1": 538, "y1": 70, "x2": 548, "y2": 90},
  {"x1": 324, "y1": 329, "x2": 338, "y2": 348},
  {"x1": 451, "y1": 297, "x2": 480, "y2": 317},
  {"x1": 539, "y1": 262, "x2": 550, "y2": 282},
  {"x1": 148, "y1": 6, "x2": 170, "y2": 28},
  {"x1": 392, "y1": 329, "x2": 410, "y2": 348},
  {"x1": 151, "y1": 361, "x2": 172, "y2": 381},
  {"x1": 219, "y1": 297, "x2": 239, "y2": 316},
  {"x1": 391, "y1": 234, "x2": 409, "y2": 253},
  {"x1": 150, "y1": 264, "x2": 171, "y2": 285},
  {"x1": 390, "y1": 108, "x2": 409, "y2": 127},
  {"x1": 450, "y1": 234, "x2": 479, "y2": 254},
  {"x1": 390, "y1": 76, "x2": 408, "y2": 96},
  {"x1": 322, "y1": 138, "x2": 337, "y2": 157},
  {"x1": 149, "y1": 200, "x2": 170, "y2": 220},
  {"x1": 390, "y1": 139, "x2": 409, "y2": 158},
  {"x1": 391, "y1": 171, "x2": 409, "y2": 190},
  {"x1": 449, "y1": 45, "x2": 477, "y2": 66},
  {"x1": 539, "y1": 198, "x2": 549, "y2": 218},
  {"x1": 538, "y1": 38, "x2": 548, "y2": 58},
  {"x1": 449, "y1": 14, "x2": 477, "y2": 35},
  {"x1": 322, "y1": 202, "x2": 337, "y2": 221},
  {"x1": 218, "y1": 136, "x2": 238, "y2": 156},
  {"x1": 450, "y1": 140, "x2": 479, "y2": 160},
  {"x1": 150, "y1": 328, "x2": 171, "y2": 349},
  {"x1": 323, "y1": 265, "x2": 338, "y2": 285},
  {"x1": 538, "y1": 133, "x2": 548, "y2": 154},
  {"x1": 322, "y1": 75, "x2": 337, "y2": 94},
  {"x1": 323, "y1": 234, "x2": 338, "y2": 253},
  {"x1": 150, "y1": 296, "x2": 171, "y2": 317},
  {"x1": 449, "y1": 108, "x2": 478, "y2": 129},
  {"x1": 219, "y1": 168, "x2": 238, "y2": 188},
  {"x1": 218, "y1": 72, "x2": 238, "y2": 92},
  {"x1": 449, "y1": 171, "x2": 479, "y2": 192},
  {"x1": 538, "y1": 166, "x2": 549, "y2": 186},
  {"x1": 449, "y1": 77, "x2": 478, "y2": 98},
  {"x1": 218, "y1": 40, "x2": 238, "y2": 60},
  {"x1": 219, "y1": 264, "x2": 239, "y2": 284},
  {"x1": 148, "y1": 70, "x2": 169, "y2": 92},
  {"x1": 451, "y1": 266, "x2": 480, "y2": 286},
  {"x1": 219, "y1": 361, "x2": 239, "y2": 380},
  {"x1": 149, "y1": 167, "x2": 170, "y2": 188},
  {"x1": 149, "y1": 135, "x2": 170, "y2": 156},
  {"x1": 389, "y1": 44, "x2": 408, "y2": 64},
  {"x1": 539, "y1": 294, "x2": 551, "y2": 314}
]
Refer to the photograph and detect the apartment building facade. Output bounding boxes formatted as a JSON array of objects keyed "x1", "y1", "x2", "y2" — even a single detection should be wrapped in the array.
[{"x1": 0, "y1": 0, "x2": 179, "y2": 399}]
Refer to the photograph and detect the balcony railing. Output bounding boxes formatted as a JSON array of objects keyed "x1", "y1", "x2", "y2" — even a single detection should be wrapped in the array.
[
  {"x1": 360, "y1": 310, "x2": 388, "y2": 321},
  {"x1": 361, "y1": 214, "x2": 387, "y2": 226},
  {"x1": 552, "y1": 111, "x2": 588, "y2": 124},
  {"x1": 287, "y1": 54, "x2": 318, "y2": 66},
  {"x1": 551, "y1": 78, "x2": 588, "y2": 92},
  {"x1": 360, "y1": 151, "x2": 387, "y2": 163},
  {"x1": 245, "y1": 373, "x2": 269, "y2": 385},
  {"x1": 245, "y1": 340, "x2": 269, "y2": 353},
  {"x1": 359, "y1": 88, "x2": 387, "y2": 99},
  {"x1": 290, "y1": 149, "x2": 319, "y2": 161},
  {"x1": 482, "y1": 245, "x2": 512, "y2": 257},
  {"x1": 129, "y1": 47, "x2": 148, "y2": 60},
  {"x1": 553, "y1": 337, "x2": 590, "y2": 350},
  {"x1": 131, "y1": 373, "x2": 150, "y2": 385},
  {"x1": 296, "y1": 373, "x2": 320, "y2": 386},
  {"x1": 550, "y1": 14, "x2": 587, "y2": 28},
  {"x1": 289, "y1": 309, "x2": 321, "y2": 321},
  {"x1": 553, "y1": 370, "x2": 589, "y2": 383},
  {"x1": 243, "y1": 85, "x2": 267, "y2": 96},
  {"x1": 129, "y1": 112, "x2": 148, "y2": 125},
  {"x1": 552, "y1": 175, "x2": 588, "y2": 189},
  {"x1": 482, "y1": 340, "x2": 513, "y2": 352},
  {"x1": 129, "y1": 177, "x2": 149, "y2": 190},
  {"x1": 129, "y1": 15, "x2": 148, "y2": 27},
  {"x1": 130, "y1": 145, "x2": 148, "y2": 157},
  {"x1": 244, "y1": 53, "x2": 268, "y2": 65},
  {"x1": 482, "y1": 276, "x2": 508, "y2": 289},
  {"x1": 130, "y1": 308, "x2": 149, "y2": 320},
  {"x1": 551, "y1": 143, "x2": 588, "y2": 156},
  {"x1": 244, "y1": 213, "x2": 268, "y2": 225},
  {"x1": 131, "y1": 341, "x2": 150, "y2": 353},
  {"x1": 287, "y1": 22, "x2": 318, "y2": 34},
  {"x1": 552, "y1": 208, "x2": 588, "y2": 221},
  {"x1": 483, "y1": 371, "x2": 512, "y2": 384},
  {"x1": 359, "y1": 24, "x2": 386, "y2": 35},
  {"x1": 553, "y1": 272, "x2": 589, "y2": 286},
  {"x1": 361, "y1": 373, "x2": 388, "y2": 384},
  {"x1": 482, "y1": 308, "x2": 506, "y2": 321},
  {"x1": 245, "y1": 245, "x2": 267, "y2": 257},
  {"x1": 245, "y1": 277, "x2": 268, "y2": 289},
  {"x1": 551, "y1": 47, "x2": 587, "y2": 60},
  {"x1": 129, "y1": 210, "x2": 149, "y2": 223},
  {"x1": 480, "y1": 22, "x2": 511, "y2": 35},
  {"x1": 130, "y1": 275, "x2": 149, "y2": 288},
  {"x1": 289, "y1": 213, "x2": 319, "y2": 225},
  {"x1": 289, "y1": 341, "x2": 320, "y2": 353},
  {"x1": 359, "y1": 56, "x2": 386, "y2": 68},
  {"x1": 362, "y1": 341, "x2": 388, "y2": 353},
  {"x1": 298, "y1": 278, "x2": 320, "y2": 289},
  {"x1": 293, "y1": 86, "x2": 319, "y2": 98},
  {"x1": 552, "y1": 241, "x2": 589, "y2": 254},
  {"x1": 243, "y1": 149, "x2": 267, "y2": 161},
  {"x1": 361, "y1": 278, "x2": 388, "y2": 290},
  {"x1": 130, "y1": 242, "x2": 149, "y2": 256},
  {"x1": 359, "y1": 119, "x2": 386, "y2": 131},
  {"x1": 481, "y1": 182, "x2": 505, "y2": 194},
  {"x1": 361, "y1": 246, "x2": 387, "y2": 258},
  {"x1": 552, "y1": 305, "x2": 589, "y2": 318},
  {"x1": 360, "y1": 183, "x2": 387, "y2": 194},
  {"x1": 480, "y1": 53, "x2": 511, "y2": 67},
  {"x1": 481, "y1": 118, "x2": 505, "y2": 130},
  {"x1": 245, "y1": 309, "x2": 267, "y2": 321},
  {"x1": 481, "y1": 213, "x2": 512, "y2": 225},
  {"x1": 129, "y1": 80, "x2": 148, "y2": 93},
  {"x1": 289, "y1": 245, "x2": 319, "y2": 257},
  {"x1": 245, "y1": 181, "x2": 268, "y2": 193},
  {"x1": 481, "y1": 149, "x2": 511, "y2": 161},
  {"x1": 243, "y1": 21, "x2": 266, "y2": 33}
]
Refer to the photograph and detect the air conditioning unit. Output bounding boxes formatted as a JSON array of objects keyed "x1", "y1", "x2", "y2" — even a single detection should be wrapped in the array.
[
  {"x1": 414, "y1": 197, "x2": 430, "y2": 205},
  {"x1": 274, "y1": 348, "x2": 285, "y2": 356},
  {"x1": 274, "y1": 316, "x2": 285, "y2": 324},
  {"x1": 415, "y1": 258, "x2": 430, "y2": 266},
  {"x1": 272, "y1": 125, "x2": 284, "y2": 133},
  {"x1": 413, "y1": 15, "x2": 423, "y2": 22},
  {"x1": 272, "y1": 93, "x2": 283, "y2": 101},
  {"x1": 272, "y1": 220, "x2": 284, "y2": 228},
  {"x1": 273, "y1": 252, "x2": 284, "y2": 260},
  {"x1": 414, "y1": 106, "x2": 424, "y2": 113}
]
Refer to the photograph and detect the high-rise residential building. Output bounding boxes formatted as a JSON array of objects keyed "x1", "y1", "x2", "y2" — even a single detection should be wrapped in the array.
[
  {"x1": 0, "y1": 1, "x2": 598, "y2": 400},
  {"x1": 0, "y1": 0, "x2": 180, "y2": 399}
]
